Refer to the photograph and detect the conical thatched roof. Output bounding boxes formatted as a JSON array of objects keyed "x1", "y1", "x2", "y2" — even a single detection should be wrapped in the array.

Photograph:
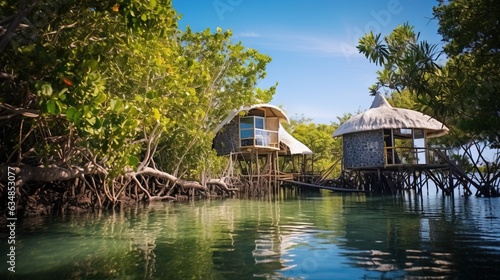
[{"x1": 332, "y1": 93, "x2": 448, "y2": 138}]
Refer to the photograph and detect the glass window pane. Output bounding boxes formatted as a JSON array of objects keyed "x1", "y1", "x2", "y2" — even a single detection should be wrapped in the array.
[
  {"x1": 240, "y1": 129, "x2": 254, "y2": 139},
  {"x1": 240, "y1": 117, "x2": 253, "y2": 129},
  {"x1": 255, "y1": 117, "x2": 265, "y2": 129},
  {"x1": 400, "y1": 128, "x2": 412, "y2": 135},
  {"x1": 241, "y1": 139, "x2": 254, "y2": 147},
  {"x1": 414, "y1": 129, "x2": 424, "y2": 139}
]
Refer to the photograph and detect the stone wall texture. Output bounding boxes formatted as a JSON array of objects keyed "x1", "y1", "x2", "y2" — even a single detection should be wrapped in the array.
[
  {"x1": 343, "y1": 130, "x2": 384, "y2": 169},
  {"x1": 213, "y1": 118, "x2": 240, "y2": 155}
]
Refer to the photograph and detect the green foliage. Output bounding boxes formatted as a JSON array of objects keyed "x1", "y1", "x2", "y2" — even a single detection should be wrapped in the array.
[
  {"x1": 433, "y1": 0, "x2": 500, "y2": 147},
  {"x1": 0, "y1": 0, "x2": 274, "y2": 181},
  {"x1": 284, "y1": 115, "x2": 351, "y2": 176},
  {"x1": 357, "y1": 23, "x2": 441, "y2": 96},
  {"x1": 357, "y1": 3, "x2": 500, "y2": 148},
  {"x1": 293, "y1": 123, "x2": 338, "y2": 171},
  {"x1": 385, "y1": 90, "x2": 417, "y2": 109},
  {"x1": 434, "y1": 0, "x2": 500, "y2": 58},
  {"x1": 152, "y1": 26, "x2": 274, "y2": 177}
]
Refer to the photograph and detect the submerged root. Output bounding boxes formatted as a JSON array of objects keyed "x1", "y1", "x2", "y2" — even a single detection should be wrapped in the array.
[{"x1": 1, "y1": 164, "x2": 236, "y2": 217}]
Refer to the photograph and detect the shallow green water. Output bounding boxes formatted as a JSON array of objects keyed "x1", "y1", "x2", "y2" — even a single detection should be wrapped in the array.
[{"x1": 2, "y1": 189, "x2": 500, "y2": 279}]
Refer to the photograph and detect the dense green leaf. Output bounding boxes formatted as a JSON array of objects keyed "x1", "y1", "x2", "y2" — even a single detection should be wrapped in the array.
[
  {"x1": 128, "y1": 155, "x2": 139, "y2": 167},
  {"x1": 153, "y1": 108, "x2": 161, "y2": 121},
  {"x1": 40, "y1": 84, "x2": 53, "y2": 97},
  {"x1": 94, "y1": 93, "x2": 107, "y2": 104},
  {"x1": 46, "y1": 100, "x2": 58, "y2": 114},
  {"x1": 66, "y1": 107, "x2": 77, "y2": 122},
  {"x1": 109, "y1": 99, "x2": 124, "y2": 112}
]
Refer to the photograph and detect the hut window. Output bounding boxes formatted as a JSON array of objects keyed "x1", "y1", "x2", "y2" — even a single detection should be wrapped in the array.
[
  {"x1": 414, "y1": 129, "x2": 425, "y2": 139},
  {"x1": 240, "y1": 117, "x2": 256, "y2": 143},
  {"x1": 239, "y1": 116, "x2": 274, "y2": 148},
  {"x1": 255, "y1": 117, "x2": 264, "y2": 129},
  {"x1": 240, "y1": 129, "x2": 254, "y2": 138},
  {"x1": 413, "y1": 129, "x2": 426, "y2": 164},
  {"x1": 240, "y1": 117, "x2": 254, "y2": 129},
  {"x1": 399, "y1": 128, "x2": 412, "y2": 136},
  {"x1": 388, "y1": 128, "x2": 428, "y2": 165}
]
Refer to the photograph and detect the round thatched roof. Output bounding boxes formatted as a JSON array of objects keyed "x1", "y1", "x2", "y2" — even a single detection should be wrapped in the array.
[
  {"x1": 214, "y1": 104, "x2": 289, "y2": 134},
  {"x1": 332, "y1": 93, "x2": 448, "y2": 138}
]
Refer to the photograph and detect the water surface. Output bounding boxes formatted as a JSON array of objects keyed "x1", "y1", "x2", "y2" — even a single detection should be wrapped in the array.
[{"x1": 2, "y1": 189, "x2": 500, "y2": 279}]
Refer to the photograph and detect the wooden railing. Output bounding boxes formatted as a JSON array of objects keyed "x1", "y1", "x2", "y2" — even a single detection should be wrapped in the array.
[
  {"x1": 240, "y1": 129, "x2": 279, "y2": 149},
  {"x1": 384, "y1": 147, "x2": 450, "y2": 166}
]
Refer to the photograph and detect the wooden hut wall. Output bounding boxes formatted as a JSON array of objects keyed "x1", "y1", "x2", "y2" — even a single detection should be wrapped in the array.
[
  {"x1": 213, "y1": 117, "x2": 240, "y2": 156},
  {"x1": 342, "y1": 130, "x2": 384, "y2": 169}
]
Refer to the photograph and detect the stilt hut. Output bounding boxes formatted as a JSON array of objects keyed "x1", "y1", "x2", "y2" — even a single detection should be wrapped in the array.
[
  {"x1": 213, "y1": 104, "x2": 312, "y2": 191},
  {"x1": 332, "y1": 93, "x2": 457, "y2": 193}
]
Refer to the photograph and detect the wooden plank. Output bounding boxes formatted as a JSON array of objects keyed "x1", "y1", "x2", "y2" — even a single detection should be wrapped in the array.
[{"x1": 279, "y1": 179, "x2": 364, "y2": 192}]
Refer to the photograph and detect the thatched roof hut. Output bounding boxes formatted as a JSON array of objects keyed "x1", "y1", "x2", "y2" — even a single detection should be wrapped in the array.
[
  {"x1": 333, "y1": 93, "x2": 448, "y2": 138},
  {"x1": 332, "y1": 93, "x2": 448, "y2": 169},
  {"x1": 213, "y1": 104, "x2": 311, "y2": 156},
  {"x1": 214, "y1": 104, "x2": 289, "y2": 134}
]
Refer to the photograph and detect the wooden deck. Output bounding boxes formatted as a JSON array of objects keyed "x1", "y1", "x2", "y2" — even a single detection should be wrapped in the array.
[{"x1": 331, "y1": 150, "x2": 489, "y2": 196}]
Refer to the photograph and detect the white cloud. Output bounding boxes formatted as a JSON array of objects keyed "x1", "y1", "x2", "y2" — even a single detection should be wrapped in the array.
[
  {"x1": 298, "y1": 35, "x2": 361, "y2": 58},
  {"x1": 239, "y1": 31, "x2": 362, "y2": 58},
  {"x1": 236, "y1": 32, "x2": 261, "y2": 38}
]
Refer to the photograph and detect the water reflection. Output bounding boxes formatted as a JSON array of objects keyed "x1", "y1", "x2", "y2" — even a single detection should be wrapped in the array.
[
  {"x1": 338, "y1": 193, "x2": 500, "y2": 279},
  {"x1": 1, "y1": 190, "x2": 500, "y2": 279}
]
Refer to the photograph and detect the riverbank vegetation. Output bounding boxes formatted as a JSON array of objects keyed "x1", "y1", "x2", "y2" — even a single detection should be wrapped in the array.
[{"x1": 0, "y1": 0, "x2": 276, "y2": 215}]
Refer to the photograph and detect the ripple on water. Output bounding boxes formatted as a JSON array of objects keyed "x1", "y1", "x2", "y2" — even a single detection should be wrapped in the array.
[{"x1": 4, "y1": 192, "x2": 500, "y2": 280}]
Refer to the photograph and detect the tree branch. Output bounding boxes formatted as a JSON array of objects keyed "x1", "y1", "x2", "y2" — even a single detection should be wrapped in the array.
[
  {"x1": 131, "y1": 167, "x2": 208, "y2": 192},
  {"x1": 0, "y1": 102, "x2": 39, "y2": 118},
  {"x1": 0, "y1": 0, "x2": 39, "y2": 52},
  {"x1": 0, "y1": 72, "x2": 15, "y2": 80},
  {"x1": 0, "y1": 164, "x2": 93, "y2": 187}
]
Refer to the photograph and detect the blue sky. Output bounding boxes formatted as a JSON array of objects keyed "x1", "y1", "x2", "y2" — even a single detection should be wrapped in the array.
[{"x1": 172, "y1": 0, "x2": 443, "y2": 124}]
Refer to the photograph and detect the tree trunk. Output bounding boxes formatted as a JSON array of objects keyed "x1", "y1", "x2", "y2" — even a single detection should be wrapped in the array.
[{"x1": 1, "y1": 165, "x2": 92, "y2": 187}]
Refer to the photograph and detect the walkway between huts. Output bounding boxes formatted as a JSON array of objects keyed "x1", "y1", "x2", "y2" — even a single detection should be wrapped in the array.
[
  {"x1": 277, "y1": 158, "x2": 363, "y2": 193},
  {"x1": 278, "y1": 178, "x2": 364, "y2": 192}
]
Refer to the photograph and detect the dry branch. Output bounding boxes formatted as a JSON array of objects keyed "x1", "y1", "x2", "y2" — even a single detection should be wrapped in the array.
[
  {"x1": 1, "y1": 165, "x2": 93, "y2": 187},
  {"x1": 132, "y1": 167, "x2": 208, "y2": 192},
  {"x1": 0, "y1": 102, "x2": 39, "y2": 118},
  {"x1": 206, "y1": 177, "x2": 239, "y2": 192}
]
